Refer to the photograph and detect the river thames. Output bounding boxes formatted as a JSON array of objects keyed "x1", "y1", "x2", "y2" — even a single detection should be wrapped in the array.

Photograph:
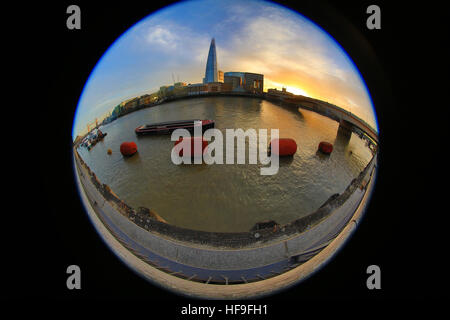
[{"x1": 76, "y1": 96, "x2": 373, "y2": 232}]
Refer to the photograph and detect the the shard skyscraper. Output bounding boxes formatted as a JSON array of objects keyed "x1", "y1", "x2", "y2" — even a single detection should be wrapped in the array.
[{"x1": 203, "y1": 38, "x2": 218, "y2": 83}]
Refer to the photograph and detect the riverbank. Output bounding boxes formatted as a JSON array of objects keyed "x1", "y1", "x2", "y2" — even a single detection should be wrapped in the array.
[
  {"x1": 73, "y1": 145, "x2": 377, "y2": 297},
  {"x1": 76, "y1": 91, "x2": 377, "y2": 149}
]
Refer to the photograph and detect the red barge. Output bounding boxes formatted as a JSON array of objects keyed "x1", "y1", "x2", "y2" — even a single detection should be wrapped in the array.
[{"x1": 135, "y1": 119, "x2": 214, "y2": 135}]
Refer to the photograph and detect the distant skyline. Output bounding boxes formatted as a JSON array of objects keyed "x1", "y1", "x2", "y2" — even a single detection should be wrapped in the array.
[{"x1": 73, "y1": 0, "x2": 377, "y2": 139}]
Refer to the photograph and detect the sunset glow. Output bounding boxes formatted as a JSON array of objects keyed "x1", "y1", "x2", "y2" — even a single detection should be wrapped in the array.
[
  {"x1": 285, "y1": 86, "x2": 309, "y2": 97},
  {"x1": 73, "y1": 0, "x2": 377, "y2": 138}
]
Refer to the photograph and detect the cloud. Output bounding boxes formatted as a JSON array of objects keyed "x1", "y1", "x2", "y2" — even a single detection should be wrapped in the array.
[
  {"x1": 136, "y1": 19, "x2": 211, "y2": 59},
  {"x1": 145, "y1": 25, "x2": 179, "y2": 50},
  {"x1": 215, "y1": 4, "x2": 373, "y2": 124}
]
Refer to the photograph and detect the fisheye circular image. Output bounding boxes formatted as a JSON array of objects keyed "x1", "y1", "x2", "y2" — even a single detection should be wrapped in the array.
[{"x1": 72, "y1": 0, "x2": 379, "y2": 299}]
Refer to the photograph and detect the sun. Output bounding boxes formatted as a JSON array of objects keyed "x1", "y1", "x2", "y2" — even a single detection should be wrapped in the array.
[
  {"x1": 266, "y1": 79, "x2": 310, "y2": 97},
  {"x1": 285, "y1": 86, "x2": 309, "y2": 97}
]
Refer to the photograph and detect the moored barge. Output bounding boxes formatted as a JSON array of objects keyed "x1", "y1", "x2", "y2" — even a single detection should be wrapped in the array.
[{"x1": 135, "y1": 119, "x2": 214, "y2": 135}]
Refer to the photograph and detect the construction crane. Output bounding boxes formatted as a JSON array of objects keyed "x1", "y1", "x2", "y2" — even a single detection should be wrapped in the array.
[{"x1": 86, "y1": 118, "x2": 98, "y2": 132}]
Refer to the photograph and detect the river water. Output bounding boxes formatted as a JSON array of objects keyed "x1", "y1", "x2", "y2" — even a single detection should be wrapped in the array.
[{"x1": 76, "y1": 96, "x2": 373, "y2": 232}]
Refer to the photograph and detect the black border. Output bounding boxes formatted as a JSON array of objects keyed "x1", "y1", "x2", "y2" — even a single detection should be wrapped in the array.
[{"x1": 5, "y1": 0, "x2": 446, "y2": 305}]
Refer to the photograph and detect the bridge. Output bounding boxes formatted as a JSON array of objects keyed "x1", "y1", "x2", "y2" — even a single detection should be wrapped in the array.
[{"x1": 269, "y1": 93, "x2": 379, "y2": 146}]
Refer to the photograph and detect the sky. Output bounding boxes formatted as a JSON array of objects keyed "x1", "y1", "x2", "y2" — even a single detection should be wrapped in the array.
[{"x1": 73, "y1": 0, "x2": 378, "y2": 139}]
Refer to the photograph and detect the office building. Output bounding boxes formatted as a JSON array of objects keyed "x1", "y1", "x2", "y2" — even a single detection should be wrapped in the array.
[
  {"x1": 224, "y1": 72, "x2": 264, "y2": 94},
  {"x1": 203, "y1": 38, "x2": 218, "y2": 83}
]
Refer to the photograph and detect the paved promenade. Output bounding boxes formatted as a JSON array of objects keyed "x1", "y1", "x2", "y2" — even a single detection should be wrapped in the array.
[{"x1": 74, "y1": 150, "x2": 377, "y2": 298}]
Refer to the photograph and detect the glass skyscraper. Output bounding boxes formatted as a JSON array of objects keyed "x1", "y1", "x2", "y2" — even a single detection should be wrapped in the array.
[{"x1": 203, "y1": 38, "x2": 218, "y2": 83}]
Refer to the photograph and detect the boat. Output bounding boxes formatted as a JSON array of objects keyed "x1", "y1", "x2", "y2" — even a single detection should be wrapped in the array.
[
  {"x1": 135, "y1": 119, "x2": 214, "y2": 135},
  {"x1": 82, "y1": 129, "x2": 107, "y2": 150},
  {"x1": 97, "y1": 130, "x2": 107, "y2": 140}
]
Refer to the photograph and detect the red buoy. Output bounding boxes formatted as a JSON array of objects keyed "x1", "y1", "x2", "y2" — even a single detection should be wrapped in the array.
[
  {"x1": 318, "y1": 141, "x2": 333, "y2": 154},
  {"x1": 270, "y1": 138, "x2": 297, "y2": 156},
  {"x1": 174, "y1": 137, "x2": 208, "y2": 157},
  {"x1": 120, "y1": 141, "x2": 138, "y2": 157}
]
